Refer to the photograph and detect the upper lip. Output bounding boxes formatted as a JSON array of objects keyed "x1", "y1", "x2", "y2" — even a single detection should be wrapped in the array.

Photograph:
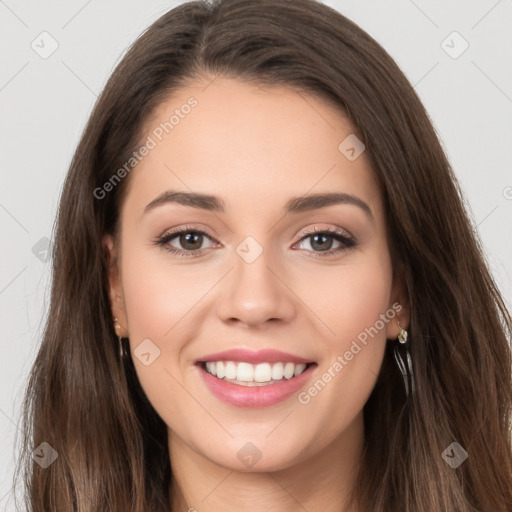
[{"x1": 195, "y1": 348, "x2": 315, "y2": 365}]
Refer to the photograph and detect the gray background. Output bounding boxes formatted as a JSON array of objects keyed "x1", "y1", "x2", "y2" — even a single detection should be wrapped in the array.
[{"x1": 1, "y1": 0, "x2": 511, "y2": 509}]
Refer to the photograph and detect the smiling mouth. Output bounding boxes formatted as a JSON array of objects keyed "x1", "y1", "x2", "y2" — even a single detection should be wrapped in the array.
[{"x1": 197, "y1": 360, "x2": 317, "y2": 387}]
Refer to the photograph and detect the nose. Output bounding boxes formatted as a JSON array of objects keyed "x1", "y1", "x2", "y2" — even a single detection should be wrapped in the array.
[{"x1": 215, "y1": 242, "x2": 296, "y2": 328}]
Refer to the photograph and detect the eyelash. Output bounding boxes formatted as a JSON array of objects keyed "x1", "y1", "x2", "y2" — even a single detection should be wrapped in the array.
[{"x1": 154, "y1": 225, "x2": 357, "y2": 259}]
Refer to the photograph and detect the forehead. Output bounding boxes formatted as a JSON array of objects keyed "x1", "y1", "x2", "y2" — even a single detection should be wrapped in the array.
[{"x1": 123, "y1": 77, "x2": 383, "y2": 221}]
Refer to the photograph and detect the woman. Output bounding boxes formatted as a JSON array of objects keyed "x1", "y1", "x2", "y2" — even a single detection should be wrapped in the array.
[{"x1": 14, "y1": 0, "x2": 512, "y2": 510}]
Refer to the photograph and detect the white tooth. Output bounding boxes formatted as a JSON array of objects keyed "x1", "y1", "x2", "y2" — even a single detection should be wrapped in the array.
[
  {"x1": 237, "y1": 362, "x2": 254, "y2": 382},
  {"x1": 254, "y1": 363, "x2": 272, "y2": 382},
  {"x1": 216, "y1": 361, "x2": 225, "y2": 379},
  {"x1": 271, "y1": 362, "x2": 285, "y2": 380},
  {"x1": 283, "y1": 362, "x2": 295, "y2": 379},
  {"x1": 206, "y1": 362, "x2": 216, "y2": 376},
  {"x1": 294, "y1": 363, "x2": 307, "y2": 377},
  {"x1": 225, "y1": 361, "x2": 237, "y2": 380},
  {"x1": 205, "y1": 360, "x2": 308, "y2": 383}
]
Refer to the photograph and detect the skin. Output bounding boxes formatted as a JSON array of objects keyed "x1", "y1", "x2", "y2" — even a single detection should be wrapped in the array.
[{"x1": 105, "y1": 76, "x2": 409, "y2": 512}]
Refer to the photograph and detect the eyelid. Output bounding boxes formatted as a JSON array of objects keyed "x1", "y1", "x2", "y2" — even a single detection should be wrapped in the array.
[
  {"x1": 295, "y1": 224, "x2": 354, "y2": 240},
  {"x1": 157, "y1": 224, "x2": 218, "y2": 242}
]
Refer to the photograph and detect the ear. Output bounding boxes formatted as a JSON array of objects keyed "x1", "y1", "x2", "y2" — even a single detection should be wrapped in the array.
[
  {"x1": 103, "y1": 233, "x2": 128, "y2": 337},
  {"x1": 386, "y1": 262, "x2": 410, "y2": 340}
]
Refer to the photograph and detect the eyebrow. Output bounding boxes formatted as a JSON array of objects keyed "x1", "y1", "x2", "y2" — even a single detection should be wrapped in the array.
[{"x1": 144, "y1": 190, "x2": 373, "y2": 220}]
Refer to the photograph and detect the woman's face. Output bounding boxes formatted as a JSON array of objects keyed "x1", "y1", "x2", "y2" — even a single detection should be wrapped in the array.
[{"x1": 106, "y1": 77, "x2": 405, "y2": 473}]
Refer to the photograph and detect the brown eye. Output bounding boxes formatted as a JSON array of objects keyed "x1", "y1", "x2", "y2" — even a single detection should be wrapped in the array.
[
  {"x1": 308, "y1": 233, "x2": 335, "y2": 252},
  {"x1": 176, "y1": 231, "x2": 204, "y2": 251},
  {"x1": 155, "y1": 226, "x2": 216, "y2": 257},
  {"x1": 295, "y1": 228, "x2": 356, "y2": 258}
]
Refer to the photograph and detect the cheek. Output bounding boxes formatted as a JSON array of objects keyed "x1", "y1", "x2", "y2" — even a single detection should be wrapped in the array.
[
  {"x1": 120, "y1": 243, "x2": 210, "y2": 343},
  {"x1": 311, "y1": 250, "x2": 393, "y2": 347},
  {"x1": 119, "y1": 246, "x2": 209, "y2": 419},
  {"x1": 298, "y1": 251, "x2": 392, "y2": 421}
]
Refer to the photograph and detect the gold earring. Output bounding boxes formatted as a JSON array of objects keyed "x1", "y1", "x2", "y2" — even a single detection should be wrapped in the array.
[
  {"x1": 113, "y1": 317, "x2": 125, "y2": 359},
  {"x1": 397, "y1": 320, "x2": 408, "y2": 344},
  {"x1": 394, "y1": 319, "x2": 415, "y2": 399}
]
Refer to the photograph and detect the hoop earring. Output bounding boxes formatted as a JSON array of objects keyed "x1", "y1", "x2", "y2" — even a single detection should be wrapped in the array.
[
  {"x1": 113, "y1": 317, "x2": 126, "y2": 360},
  {"x1": 393, "y1": 320, "x2": 415, "y2": 399}
]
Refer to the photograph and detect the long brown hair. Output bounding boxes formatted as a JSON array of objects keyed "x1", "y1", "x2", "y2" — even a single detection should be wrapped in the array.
[{"x1": 13, "y1": 0, "x2": 512, "y2": 510}]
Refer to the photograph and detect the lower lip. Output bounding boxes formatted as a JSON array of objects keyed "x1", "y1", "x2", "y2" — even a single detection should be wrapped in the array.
[{"x1": 196, "y1": 363, "x2": 317, "y2": 408}]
